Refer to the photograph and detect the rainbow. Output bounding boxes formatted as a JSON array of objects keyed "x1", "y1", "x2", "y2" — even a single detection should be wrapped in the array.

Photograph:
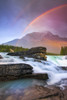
[
  {"x1": 16, "y1": 4, "x2": 67, "y2": 46},
  {"x1": 23, "y1": 4, "x2": 67, "y2": 34}
]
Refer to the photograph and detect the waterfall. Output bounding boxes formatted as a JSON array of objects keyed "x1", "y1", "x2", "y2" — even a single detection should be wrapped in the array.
[{"x1": 0, "y1": 53, "x2": 67, "y2": 87}]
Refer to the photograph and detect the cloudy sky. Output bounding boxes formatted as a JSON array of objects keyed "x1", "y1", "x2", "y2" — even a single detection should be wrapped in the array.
[{"x1": 0, "y1": 0, "x2": 67, "y2": 44}]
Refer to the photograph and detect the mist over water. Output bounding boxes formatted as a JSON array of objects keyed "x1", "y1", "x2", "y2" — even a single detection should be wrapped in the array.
[{"x1": 0, "y1": 53, "x2": 67, "y2": 88}]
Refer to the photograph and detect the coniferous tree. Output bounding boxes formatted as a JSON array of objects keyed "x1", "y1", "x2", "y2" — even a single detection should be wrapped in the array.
[{"x1": 60, "y1": 46, "x2": 67, "y2": 55}]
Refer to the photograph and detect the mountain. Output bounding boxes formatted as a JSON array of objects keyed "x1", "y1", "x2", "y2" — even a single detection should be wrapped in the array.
[
  {"x1": 3, "y1": 32, "x2": 67, "y2": 53},
  {"x1": 3, "y1": 39, "x2": 19, "y2": 46}
]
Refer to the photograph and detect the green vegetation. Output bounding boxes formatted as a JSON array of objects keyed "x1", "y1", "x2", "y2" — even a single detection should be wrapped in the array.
[
  {"x1": 60, "y1": 46, "x2": 67, "y2": 55},
  {"x1": 0, "y1": 45, "x2": 28, "y2": 52},
  {"x1": 46, "y1": 52, "x2": 59, "y2": 55},
  {"x1": 1, "y1": 45, "x2": 67, "y2": 55}
]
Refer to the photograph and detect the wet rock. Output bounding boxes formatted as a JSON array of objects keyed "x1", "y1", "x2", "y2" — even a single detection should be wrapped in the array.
[
  {"x1": 65, "y1": 56, "x2": 67, "y2": 59},
  {"x1": 0, "y1": 85, "x2": 67, "y2": 100},
  {"x1": 22, "y1": 73, "x2": 48, "y2": 80},
  {"x1": 0, "y1": 55, "x2": 3, "y2": 59},
  {"x1": 62, "y1": 67, "x2": 67, "y2": 70},
  {"x1": 22, "y1": 47, "x2": 47, "y2": 60},
  {"x1": 19, "y1": 86, "x2": 67, "y2": 100},
  {"x1": 29, "y1": 53, "x2": 47, "y2": 60},
  {"x1": 0, "y1": 63, "x2": 33, "y2": 81},
  {"x1": 26, "y1": 47, "x2": 46, "y2": 55},
  {"x1": 8, "y1": 47, "x2": 47, "y2": 60},
  {"x1": 7, "y1": 51, "x2": 26, "y2": 56},
  {"x1": 24, "y1": 47, "x2": 47, "y2": 60},
  {"x1": 60, "y1": 67, "x2": 67, "y2": 70},
  {"x1": 0, "y1": 64, "x2": 48, "y2": 81}
]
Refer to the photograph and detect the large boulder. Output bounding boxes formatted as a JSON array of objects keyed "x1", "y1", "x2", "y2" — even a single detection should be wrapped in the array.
[
  {"x1": 25, "y1": 47, "x2": 47, "y2": 60},
  {"x1": 8, "y1": 47, "x2": 47, "y2": 60},
  {"x1": 26, "y1": 47, "x2": 46, "y2": 55},
  {"x1": 0, "y1": 63, "x2": 33, "y2": 81},
  {"x1": 0, "y1": 63, "x2": 48, "y2": 81},
  {"x1": 29, "y1": 53, "x2": 47, "y2": 60},
  {"x1": 8, "y1": 47, "x2": 46, "y2": 55}
]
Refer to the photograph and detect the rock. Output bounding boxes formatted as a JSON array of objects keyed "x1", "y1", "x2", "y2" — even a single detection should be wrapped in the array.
[
  {"x1": 24, "y1": 47, "x2": 47, "y2": 60},
  {"x1": 0, "y1": 64, "x2": 48, "y2": 81},
  {"x1": 65, "y1": 56, "x2": 67, "y2": 59},
  {"x1": 7, "y1": 47, "x2": 46, "y2": 56},
  {"x1": 58, "y1": 66, "x2": 67, "y2": 70},
  {"x1": 1, "y1": 85, "x2": 67, "y2": 100},
  {"x1": 7, "y1": 51, "x2": 26, "y2": 56},
  {"x1": 30, "y1": 53, "x2": 47, "y2": 60},
  {"x1": 22, "y1": 85, "x2": 67, "y2": 100},
  {"x1": 7, "y1": 47, "x2": 47, "y2": 60},
  {"x1": 0, "y1": 63, "x2": 33, "y2": 81},
  {"x1": 26, "y1": 47, "x2": 46, "y2": 55},
  {"x1": 10, "y1": 49, "x2": 14, "y2": 52},
  {"x1": 0, "y1": 55, "x2": 3, "y2": 59},
  {"x1": 61, "y1": 67, "x2": 67, "y2": 70},
  {"x1": 22, "y1": 73, "x2": 48, "y2": 80}
]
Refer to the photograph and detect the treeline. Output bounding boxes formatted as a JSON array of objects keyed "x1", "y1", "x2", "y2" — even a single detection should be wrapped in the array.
[
  {"x1": 60, "y1": 46, "x2": 67, "y2": 55},
  {"x1": 47, "y1": 53, "x2": 59, "y2": 55},
  {"x1": 0, "y1": 45, "x2": 28, "y2": 52}
]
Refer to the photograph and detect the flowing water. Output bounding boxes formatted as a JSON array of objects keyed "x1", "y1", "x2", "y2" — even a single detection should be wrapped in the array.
[{"x1": 0, "y1": 52, "x2": 67, "y2": 91}]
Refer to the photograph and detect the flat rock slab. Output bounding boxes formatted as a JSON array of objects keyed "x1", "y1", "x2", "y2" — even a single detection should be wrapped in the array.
[
  {"x1": 0, "y1": 63, "x2": 48, "y2": 81},
  {"x1": 22, "y1": 86, "x2": 67, "y2": 100},
  {"x1": 0, "y1": 63, "x2": 33, "y2": 81},
  {"x1": 0, "y1": 85, "x2": 67, "y2": 100},
  {"x1": 21, "y1": 73, "x2": 48, "y2": 80}
]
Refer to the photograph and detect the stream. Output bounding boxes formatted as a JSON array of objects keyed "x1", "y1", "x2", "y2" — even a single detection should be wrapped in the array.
[{"x1": 0, "y1": 52, "x2": 67, "y2": 91}]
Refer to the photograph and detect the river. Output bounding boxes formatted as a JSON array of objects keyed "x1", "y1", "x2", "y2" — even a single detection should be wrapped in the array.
[{"x1": 0, "y1": 52, "x2": 67, "y2": 91}]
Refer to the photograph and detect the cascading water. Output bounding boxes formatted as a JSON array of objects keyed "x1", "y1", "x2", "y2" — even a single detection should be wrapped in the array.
[
  {"x1": 21, "y1": 57, "x2": 67, "y2": 88},
  {"x1": 0, "y1": 53, "x2": 67, "y2": 88}
]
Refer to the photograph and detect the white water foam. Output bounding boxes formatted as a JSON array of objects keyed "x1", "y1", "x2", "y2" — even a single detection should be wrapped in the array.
[
  {"x1": 0, "y1": 53, "x2": 67, "y2": 87},
  {"x1": 47, "y1": 55, "x2": 67, "y2": 66}
]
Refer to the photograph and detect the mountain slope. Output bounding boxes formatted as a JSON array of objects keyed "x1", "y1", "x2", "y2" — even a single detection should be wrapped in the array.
[
  {"x1": 3, "y1": 39, "x2": 19, "y2": 46},
  {"x1": 3, "y1": 32, "x2": 67, "y2": 53}
]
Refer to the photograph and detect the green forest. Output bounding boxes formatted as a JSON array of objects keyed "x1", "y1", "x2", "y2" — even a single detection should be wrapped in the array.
[
  {"x1": 0, "y1": 45, "x2": 28, "y2": 52},
  {"x1": 0, "y1": 45, "x2": 67, "y2": 55},
  {"x1": 60, "y1": 46, "x2": 67, "y2": 55}
]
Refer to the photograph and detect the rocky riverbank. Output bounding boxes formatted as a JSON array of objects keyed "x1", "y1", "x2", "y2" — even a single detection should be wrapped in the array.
[
  {"x1": 0, "y1": 47, "x2": 67, "y2": 100},
  {"x1": 22, "y1": 85, "x2": 67, "y2": 100},
  {"x1": 0, "y1": 47, "x2": 48, "y2": 81},
  {"x1": 0, "y1": 85, "x2": 67, "y2": 100}
]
